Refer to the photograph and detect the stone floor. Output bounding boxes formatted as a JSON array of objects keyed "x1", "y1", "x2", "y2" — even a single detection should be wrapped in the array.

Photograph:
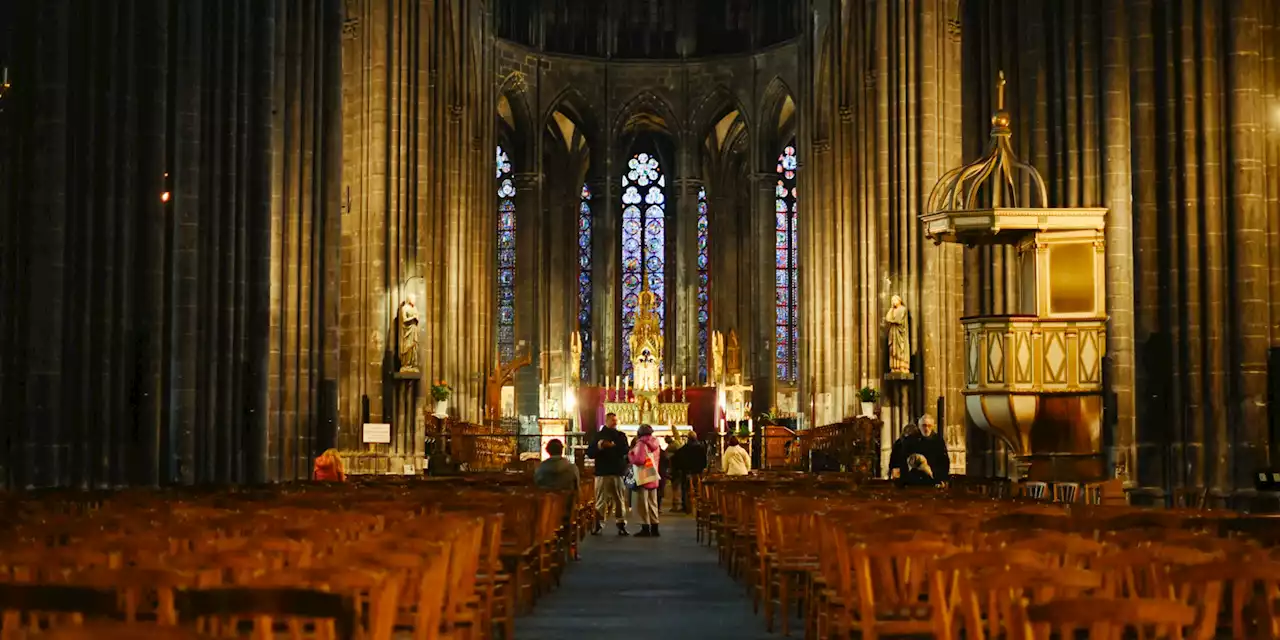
[{"x1": 517, "y1": 512, "x2": 780, "y2": 640}]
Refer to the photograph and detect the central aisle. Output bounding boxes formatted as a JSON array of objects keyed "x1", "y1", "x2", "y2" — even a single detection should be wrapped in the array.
[{"x1": 518, "y1": 513, "x2": 777, "y2": 640}]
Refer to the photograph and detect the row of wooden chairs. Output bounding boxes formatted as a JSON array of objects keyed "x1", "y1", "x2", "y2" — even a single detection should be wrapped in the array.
[
  {"x1": 0, "y1": 475, "x2": 592, "y2": 639},
  {"x1": 696, "y1": 475, "x2": 1280, "y2": 640}
]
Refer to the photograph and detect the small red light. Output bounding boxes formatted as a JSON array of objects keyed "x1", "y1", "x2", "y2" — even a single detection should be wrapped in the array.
[{"x1": 161, "y1": 192, "x2": 171, "y2": 203}]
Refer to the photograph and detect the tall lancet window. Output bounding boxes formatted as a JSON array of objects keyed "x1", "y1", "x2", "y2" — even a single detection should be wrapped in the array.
[
  {"x1": 697, "y1": 186, "x2": 710, "y2": 383},
  {"x1": 620, "y1": 152, "x2": 666, "y2": 376},
  {"x1": 775, "y1": 144, "x2": 799, "y2": 382},
  {"x1": 496, "y1": 146, "x2": 517, "y2": 364},
  {"x1": 578, "y1": 184, "x2": 593, "y2": 380}
]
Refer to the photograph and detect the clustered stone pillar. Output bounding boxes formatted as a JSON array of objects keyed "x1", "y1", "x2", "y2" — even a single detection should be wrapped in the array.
[{"x1": 0, "y1": 0, "x2": 344, "y2": 487}]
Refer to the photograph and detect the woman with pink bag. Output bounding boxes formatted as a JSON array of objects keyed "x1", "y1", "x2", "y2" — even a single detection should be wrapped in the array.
[{"x1": 627, "y1": 424, "x2": 663, "y2": 537}]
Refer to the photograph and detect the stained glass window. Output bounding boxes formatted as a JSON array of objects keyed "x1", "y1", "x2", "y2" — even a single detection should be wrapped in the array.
[
  {"x1": 775, "y1": 144, "x2": 799, "y2": 382},
  {"x1": 578, "y1": 184, "x2": 592, "y2": 381},
  {"x1": 697, "y1": 186, "x2": 710, "y2": 383},
  {"x1": 496, "y1": 146, "x2": 516, "y2": 365},
  {"x1": 620, "y1": 152, "x2": 665, "y2": 376}
]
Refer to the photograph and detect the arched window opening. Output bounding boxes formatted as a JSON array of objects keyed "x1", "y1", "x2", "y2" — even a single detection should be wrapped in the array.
[
  {"x1": 697, "y1": 186, "x2": 710, "y2": 383},
  {"x1": 496, "y1": 146, "x2": 517, "y2": 365},
  {"x1": 775, "y1": 144, "x2": 798, "y2": 382},
  {"x1": 578, "y1": 184, "x2": 593, "y2": 380},
  {"x1": 621, "y1": 152, "x2": 666, "y2": 376}
]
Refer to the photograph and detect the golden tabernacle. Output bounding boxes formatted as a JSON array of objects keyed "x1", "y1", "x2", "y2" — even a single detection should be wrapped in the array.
[{"x1": 603, "y1": 290, "x2": 690, "y2": 427}]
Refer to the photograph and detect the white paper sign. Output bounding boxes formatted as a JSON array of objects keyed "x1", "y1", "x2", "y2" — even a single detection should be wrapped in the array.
[
  {"x1": 363, "y1": 423, "x2": 391, "y2": 444},
  {"x1": 403, "y1": 464, "x2": 416, "y2": 475}
]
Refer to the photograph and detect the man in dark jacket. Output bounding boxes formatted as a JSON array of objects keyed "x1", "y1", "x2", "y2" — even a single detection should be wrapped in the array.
[
  {"x1": 586, "y1": 412, "x2": 631, "y2": 535},
  {"x1": 889, "y1": 415, "x2": 949, "y2": 482},
  {"x1": 672, "y1": 430, "x2": 708, "y2": 513}
]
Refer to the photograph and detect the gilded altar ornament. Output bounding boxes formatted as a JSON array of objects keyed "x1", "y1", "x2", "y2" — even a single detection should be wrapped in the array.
[
  {"x1": 398, "y1": 294, "x2": 420, "y2": 372},
  {"x1": 629, "y1": 290, "x2": 664, "y2": 392},
  {"x1": 568, "y1": 330, "x2": 583, "y2": 385},
  {"x1": 885, "y1": 295, "x2": 910, "y2": 373}
]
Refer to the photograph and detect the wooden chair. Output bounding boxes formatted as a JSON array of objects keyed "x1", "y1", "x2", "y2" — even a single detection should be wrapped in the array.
[
  {"x1": 1020, "y1": 482, "x2": 1049, "y2": 500},
  {"x1": 175, "y1": 586, "x2": 357, "y2": 640},
  {"x1": 0, "y1": 584, "x2": 120, "y2": 637},
  {"x1": 1053, "y1": 482, "x2": 1081, "y2": 503},
  {"x1": 1017, "y1": 597, "x2": 1196, "y2": 640},
  {"x1": 1169, "y1": 560, "x2": 1280, "y2": 640},
  {"x1": 840, "y1": 539, "x2": 960, "y2": 640},
  {"x1": 929, "y1": 549, "x2": 1051, "y2": 640}
]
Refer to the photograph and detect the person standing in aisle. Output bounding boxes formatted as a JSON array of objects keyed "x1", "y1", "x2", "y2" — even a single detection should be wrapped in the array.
[
  {"x1": 586, "y1": 412, "x2": 631, "y2": 535},
  {"x1": 673, "y1": 430, "x2": 708, "y2": 512}
]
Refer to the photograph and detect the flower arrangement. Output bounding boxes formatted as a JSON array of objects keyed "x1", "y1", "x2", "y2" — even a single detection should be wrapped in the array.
[
  {"x1": 858, "y1": 386, "x2": 880, "y2": 403},
  {"x1": 430, "y1": 380, "x2": 452, "y2": 403}
]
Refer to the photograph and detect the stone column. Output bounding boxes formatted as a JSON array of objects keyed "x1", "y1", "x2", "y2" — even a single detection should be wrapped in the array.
[
  {"x1": 674, "y1": 175, "x2": 702, "y2": 379},
  {"x1": 588, "y1": 172, "x2": 614, "y2": 384},
  {"x1": 749, "y1": 171, "x2": 776, "y2": 418},
  {"x1": 513, "y1": 171, "x2": 543, "y2": 417},
  {"x1": 587, "y1": 176, "x2": 613, "y2": 385}
]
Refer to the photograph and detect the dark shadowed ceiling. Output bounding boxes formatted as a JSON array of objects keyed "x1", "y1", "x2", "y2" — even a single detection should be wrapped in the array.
[{"x1": 494, "y1": 0, "x2": 803, "y2": 58}]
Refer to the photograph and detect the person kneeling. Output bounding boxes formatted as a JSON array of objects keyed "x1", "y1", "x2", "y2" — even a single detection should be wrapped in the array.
[{"x1": 897, "y1": 453, "x2": 939, "y2": 488}]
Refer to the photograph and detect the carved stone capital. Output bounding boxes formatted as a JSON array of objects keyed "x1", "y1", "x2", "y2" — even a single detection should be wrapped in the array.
[
  {"x1": 947, "y1": 19, "x2": 962, "y2": 42},
  {"x1": 811, "y1": 139, "x2": 831, "y2": 153},
  {"x1": 673, "y1": 177, "x2": 704, "y2": 190},
  {"x1": 838, "y1": 106, "x2": 853, "y2": 123},
  {"x1": 448, "y1": 105, "x2": 464, "y2": 122},
  {"x1": 864, "y1": 69, "x2": 877, "y2": 87},
  {"x1": 342, "y1": 18, "x2": 360, "y2": 39}
]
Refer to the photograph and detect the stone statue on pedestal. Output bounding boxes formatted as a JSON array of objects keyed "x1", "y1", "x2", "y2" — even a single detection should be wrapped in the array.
[
  {"x1": 710, "y1": 330, "x2": 725, "y2": 385},
  {"x1": 726, "y1": 329, "x2": 741, "y2": 377},
  {"x1": 569, "y1": 330, "x2": 583, "y2": 385},
  {"x1": 885, "y1": 294, "x2": 910, "y2": 373},
  {"x1": 399, "y1": 294, "x2": 420, "y2": 372}
]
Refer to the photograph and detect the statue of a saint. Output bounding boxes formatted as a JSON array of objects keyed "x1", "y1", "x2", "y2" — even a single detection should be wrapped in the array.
[
  {"x1": 726, "y1": 329, "x2": 741, "y2": 376},
  {"x1": 399, "y1": 294, "x2": 420, "y2": 372},
  {"x1": 885, "y1": 294, "x2": 910, "y2": 373},
  {"x1": 635, "y1": 349, "x2": 660, "y2": 391},
  {"x1": 710, "y1": 331, "x2": 724, "y2": 385},
  {"x1": 568, "y1": 330, "x2": 583, "y2": 385}
]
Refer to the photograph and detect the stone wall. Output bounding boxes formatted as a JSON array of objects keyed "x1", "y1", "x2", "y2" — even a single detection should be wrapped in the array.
[
  {"x1": 805, "y1": 0, "x2": 967, "y2": 451},
  {"x1": 338, "y1": 0, "x2": 494, "y2": 463}
]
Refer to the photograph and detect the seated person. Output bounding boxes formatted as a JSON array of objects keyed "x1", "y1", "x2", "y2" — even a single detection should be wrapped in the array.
[
  {"x1": 313, "y1": 448, "x2": 346, "y2": 482},
  {"x1": 534, "y1": 438, "x2": 580, "y2": 492},
  {"x1": 897, "y1": 453, "x2": 939, "y2": 488}
]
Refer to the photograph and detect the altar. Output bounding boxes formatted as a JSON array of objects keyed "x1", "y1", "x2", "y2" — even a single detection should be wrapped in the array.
[
  {"x1": 570, "y1": 288, "x2": 729, "y2": 441},
  {"x1": 602, "y1": 395, "x2": 689, "y2": 427}
]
